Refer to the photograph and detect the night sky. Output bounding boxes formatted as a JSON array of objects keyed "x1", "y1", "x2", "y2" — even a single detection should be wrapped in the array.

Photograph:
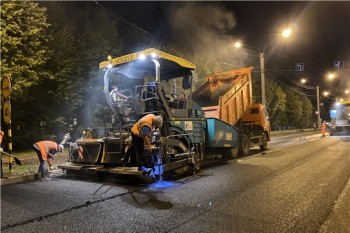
[{"x1": 98, "y1": 1, "x2": 349, "y2": 98}]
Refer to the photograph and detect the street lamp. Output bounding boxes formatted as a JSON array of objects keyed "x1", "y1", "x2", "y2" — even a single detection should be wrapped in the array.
[
  {"x1": 328, "y1": 73, "x2": 335, "y2": 80},
  {"x1": 316, "y1": 86, "x2": 321, "y2": 129},
  {"x1": 234, "y1": 27, "x2": 292, "y2": 107}
]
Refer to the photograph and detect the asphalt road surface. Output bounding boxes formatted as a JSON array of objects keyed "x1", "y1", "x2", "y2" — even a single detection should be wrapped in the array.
[{"x1": 1, "y1": 133, "x2": 349, "y2": 233}]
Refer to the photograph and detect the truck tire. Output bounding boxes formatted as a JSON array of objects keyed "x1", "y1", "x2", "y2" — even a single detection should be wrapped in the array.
[
  {"x1": 224, "y1": 147, "x2": 239, "y2": 159},
  {"x1": 259, "y1": 133, "x2": 268, "y2": 151},
  {"x1": 239, "y1": 134, "x2": 250, "y2": 156}
]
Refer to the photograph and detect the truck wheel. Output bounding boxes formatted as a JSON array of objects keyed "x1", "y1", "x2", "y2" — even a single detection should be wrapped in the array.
[
  {"x1": 239, "y1": 134, "x2": 250, "y2": 156},
  {"x1": 259, "y1": 133, "x2": 268, "y2": 151},
  {"x1": 225, "y1": 147, "x2": 239, "y2": 159}
]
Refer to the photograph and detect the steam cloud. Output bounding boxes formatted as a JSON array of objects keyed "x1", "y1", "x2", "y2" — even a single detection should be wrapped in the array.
[{"x1": 168, "y1": 2, "x2": 239, "y2": 57}]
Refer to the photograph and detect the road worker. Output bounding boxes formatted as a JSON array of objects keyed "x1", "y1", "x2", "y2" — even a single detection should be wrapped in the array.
[
  {"x1": 321, "y1": 121, "x2": 327, "y2": 137},
  {"x1": 0, "y1": 128, "x2": 4, "y2": 151},
  {"x1": 32, "y1": 141, "x2": 64, "y2": 181},
  {"x1": 129, "y1": 114, "x2": 163, "y2": 173}
]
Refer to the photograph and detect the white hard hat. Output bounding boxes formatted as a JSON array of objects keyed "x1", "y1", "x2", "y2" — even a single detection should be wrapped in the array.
[{"x1": 58, "y1": 144, "x2": 64, "y2": 152}]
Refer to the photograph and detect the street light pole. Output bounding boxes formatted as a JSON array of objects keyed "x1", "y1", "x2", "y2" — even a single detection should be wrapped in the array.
[
  {"x1": 316, "y1": 85, "x2": 321, "y2": 129},
  {"x1": 260, "y1": 52, "x2": 266, "y2": 107},
  {"x1": 235, "y1": 27, "x2": 292, "y2": 108}
]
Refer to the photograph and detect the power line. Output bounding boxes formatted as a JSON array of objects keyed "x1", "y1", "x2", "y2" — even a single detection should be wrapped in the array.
[
  {"x1": 92, "y1": 1, "x2": 153, "y2": 39},
  {"x1": 269, "y1": 73, "x2": 316, "y2": 97}
]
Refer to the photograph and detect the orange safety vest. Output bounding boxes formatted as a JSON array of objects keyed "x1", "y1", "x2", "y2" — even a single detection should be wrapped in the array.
[
  {"x1": 35, "y1": 141, "x2": 58, "y2": 160},
  {"x1": 321, "y1": 122, "x2": 326, "y2": 137},
  {"x1": 131, "y1": 114, "x2": 154, "y2": 137},
  {"x1": 0, "y1": 130, "x2": 4, "y2": 144}
]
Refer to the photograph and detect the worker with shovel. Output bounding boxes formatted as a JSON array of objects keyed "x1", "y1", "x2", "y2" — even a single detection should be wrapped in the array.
[
  {"x1": 0, "y1": 128, "x2": 23, "y2": 178},
  {"x1": 32, "y1": 141, "x2": 64, "y2": 181}
]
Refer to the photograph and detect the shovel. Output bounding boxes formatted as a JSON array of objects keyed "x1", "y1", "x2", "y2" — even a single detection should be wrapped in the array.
[{"x1": 1, "y1": 151, "x2": 22, "y2": 166}]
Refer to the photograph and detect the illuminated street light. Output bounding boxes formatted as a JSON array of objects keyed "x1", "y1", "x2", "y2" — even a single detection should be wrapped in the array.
[
  {"x1": 301, "y1": 78, "x2": 307, "y2": 84},
  {"x1": 323, "y1": 91, "x2": 329, "y2": 96},
  {"x1": 234, "y1": 27, "x2": 293, "y2": 107},
  {"x1": 282, "y1": 28, "x2": 292, "y2": 38},
  {"x1": 234, "y1": 42, "x2": 242, "y2": 48},
  {"x1": 328, "y1": 73, "x2": 335, "y2": 80}
]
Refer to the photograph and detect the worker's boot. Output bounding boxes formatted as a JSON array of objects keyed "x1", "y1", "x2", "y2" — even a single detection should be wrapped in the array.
[{"x1": 138, "y1": 166, "x2": 151, "y2": 173}]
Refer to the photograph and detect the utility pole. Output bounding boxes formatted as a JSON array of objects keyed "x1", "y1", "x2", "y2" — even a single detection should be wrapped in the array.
[{"x1": 316, "y1": 86, "x2": 321, "y2": 129}]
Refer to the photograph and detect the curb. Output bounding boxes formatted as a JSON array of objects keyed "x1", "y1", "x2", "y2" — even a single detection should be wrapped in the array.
[
  {"x1": 1, "y1": 169, "x2": 63, "y2": 186},
  {"x1": 1, "y1": 173, "x2": 39, "y2": 185}
]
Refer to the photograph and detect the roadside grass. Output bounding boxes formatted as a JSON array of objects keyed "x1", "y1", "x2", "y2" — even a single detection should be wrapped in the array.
[{"x1": 2, "y1": 164, "x2": 38, "y2": 176}]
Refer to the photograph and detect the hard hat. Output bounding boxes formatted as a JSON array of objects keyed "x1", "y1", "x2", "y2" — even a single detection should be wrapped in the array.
[
  {"x1": 58, "y1": 144, "x2": 64, "y2": 152},
  {"x1": 153, "y1": 115, "x2": 163, "y2": 129}
]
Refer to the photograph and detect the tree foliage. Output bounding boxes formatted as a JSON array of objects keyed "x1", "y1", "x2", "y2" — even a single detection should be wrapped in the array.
[
  {"x1": 1, "y1": 2, "x2": 123, "y2": 148},
  {"x1": 267, "y1": 80, "x2": 287, "y2": 128},
  {"x1": 160, "y1": 45, "x2": 223, "y2": 90},
  {"x1": 264, "y1": 73, "x2": 314, "y2": 130},
  {"x1": 1, "y1": 1, "x2": 50, "y2": 98}
]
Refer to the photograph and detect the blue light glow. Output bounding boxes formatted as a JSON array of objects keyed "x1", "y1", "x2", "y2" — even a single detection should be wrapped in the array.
[
  {"x1": 149, "y1": 181, "x2": 177, "y2": 189},
  {"x1": 330, "y1": 110, "x2": 337, "y2": 118}
]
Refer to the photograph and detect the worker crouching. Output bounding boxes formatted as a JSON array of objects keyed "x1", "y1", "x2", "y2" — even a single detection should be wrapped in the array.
[
  {"x1": 32, "y1": 141, "x2": 64, "y2": 181},
  {"x1": 130, "y1": 114, "x2": 163, "y2": 173}
]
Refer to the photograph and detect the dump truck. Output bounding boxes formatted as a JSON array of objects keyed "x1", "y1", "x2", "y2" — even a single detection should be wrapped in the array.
[
  {"x1": 192, "y1": 67, "x2": 271, "y2": 156},
  {"x1": 329, "y1": 99, "x2": 350, "y2": 136},
  {"x1": 59, "y1": 48, "x2": 239, "y2": 180}
]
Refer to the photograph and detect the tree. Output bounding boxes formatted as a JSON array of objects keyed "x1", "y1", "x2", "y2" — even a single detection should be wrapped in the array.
[
  {"x1": 1, "y1": 2, "x2": 124, "y2": 149},
  {"x1": 161, "y1": 45, "x2": 224, "y2": 91},
  {"x1": 71, "y1": 2, "x2": 122, "y2": 131},
  {"x1": 1, "y1": 1, "x2": 51, "y2": 148},
  {"x1": 284, "y1": 90, "x2": 301, "y2": 128},
  {"x1": 30, "y1": 2, "x2": 84, "y2": 137},
  {"x1": 299, "y1": 95, "x2": 313, "y2": 128},
  {"x1": 1, "y1": 1, "x2": 50, "y2": 97},
  {"x1": 269, "y1": 84, "x2": 287, "y2": 129}
]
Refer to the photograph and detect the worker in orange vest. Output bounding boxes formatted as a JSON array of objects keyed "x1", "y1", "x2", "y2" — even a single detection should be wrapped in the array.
[
  {"x1": 321, "y1": 121, "x2": 327, "y2": 137},
  {"x1": 128, "y1": 114, "x2": 163, "y2": 173},
  {"x1": 32, "y1": 141, "x2": 64, "y2": 181}
]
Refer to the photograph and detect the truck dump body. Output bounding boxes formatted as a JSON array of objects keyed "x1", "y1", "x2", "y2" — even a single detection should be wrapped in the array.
[
  {"x1": 193, "y1": 66, "x2": 270, "y2": 156},
  {"x1": 193, "y1": 67, "x2": 253, "y2": 126}
]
